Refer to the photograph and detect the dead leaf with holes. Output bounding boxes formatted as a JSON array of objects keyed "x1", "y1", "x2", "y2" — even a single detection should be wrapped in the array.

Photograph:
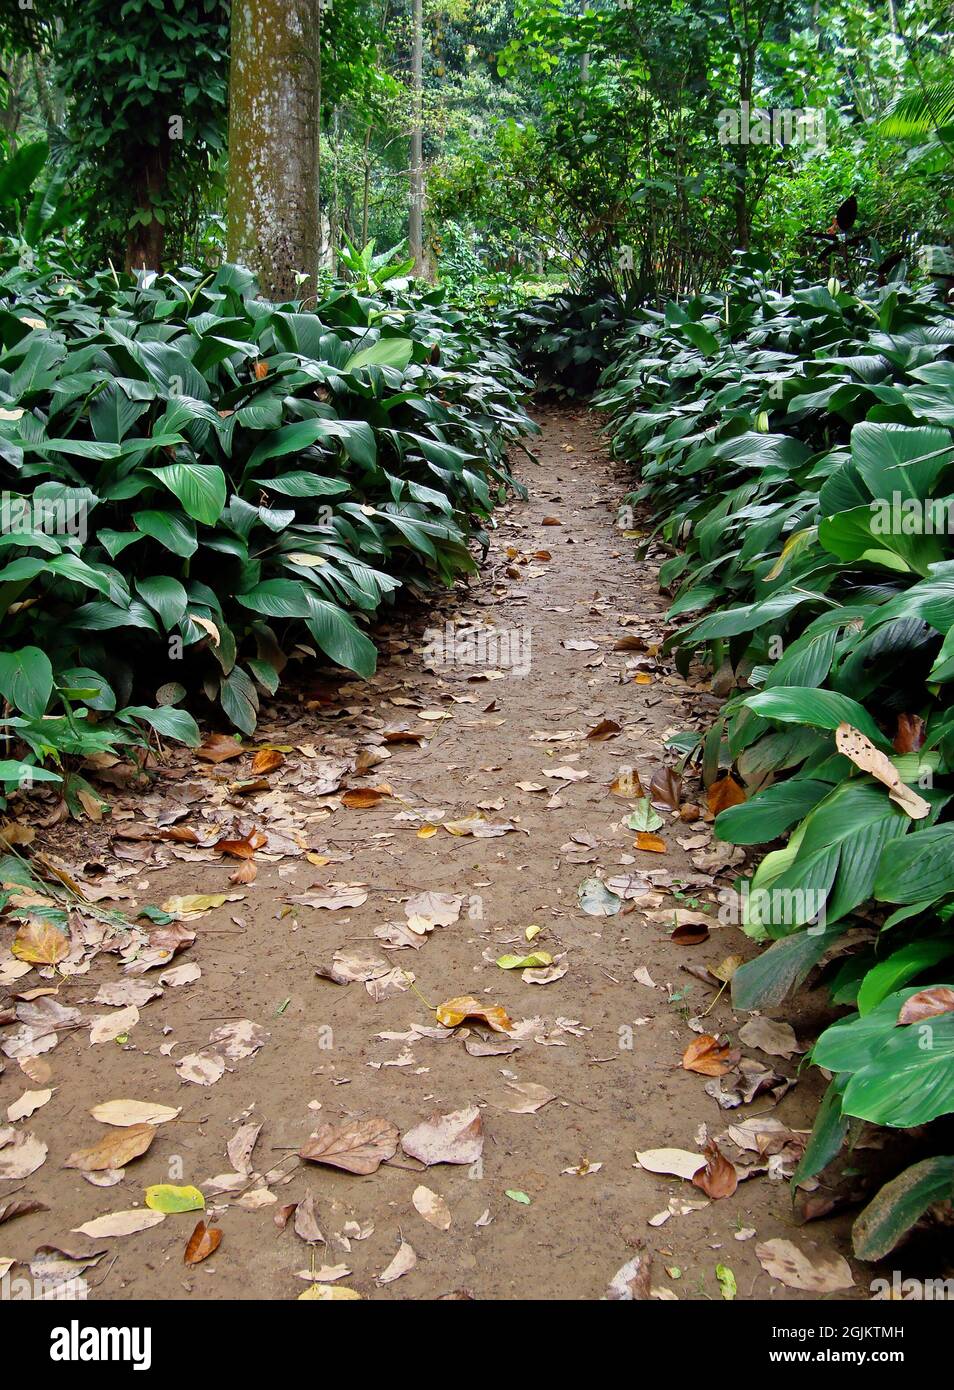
[{"x1": 835, "y1": 722, "x2": 930, "y2": 818}]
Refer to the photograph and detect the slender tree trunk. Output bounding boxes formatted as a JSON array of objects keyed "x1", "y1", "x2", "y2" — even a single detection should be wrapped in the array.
[
  {"x1": 408, "y1": 0, "x2": 424, "y2": 274},
  {"x1": 126, "y1": 136, "x2": 169, "y2": 272},
  {"x1": 227, "y1": 0, "x2": 321, "y2": 300}
]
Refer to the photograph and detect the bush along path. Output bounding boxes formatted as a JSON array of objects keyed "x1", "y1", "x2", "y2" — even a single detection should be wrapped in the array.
[
  {"x1": 597, "y1": 252, "x2": 954, "y2": 1271},
  {"x1": 0, "y1": 403, "x2": 871, "y2": 1302},
  {"x1": 0, "y1": 255, "x2": 535, "y2": 814}
]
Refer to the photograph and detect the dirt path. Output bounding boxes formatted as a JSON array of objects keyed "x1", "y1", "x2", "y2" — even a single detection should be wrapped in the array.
[{"x1": 1, "y1": 404, "x2": 860, "y2": 1301}]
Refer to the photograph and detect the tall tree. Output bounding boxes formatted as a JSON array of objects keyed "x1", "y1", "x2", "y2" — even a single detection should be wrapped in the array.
[
  {"x1": 408, "y1": 0, "x2": 424, "y2": 273},
  {"x1": 228, "y1": 0, "x2": 322, "y2": 298}
]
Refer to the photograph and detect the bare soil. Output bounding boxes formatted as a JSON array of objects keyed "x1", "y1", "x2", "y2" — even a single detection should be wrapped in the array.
[{"x1": 0, "y1": 404, "x2": 867, "y2": 1301}]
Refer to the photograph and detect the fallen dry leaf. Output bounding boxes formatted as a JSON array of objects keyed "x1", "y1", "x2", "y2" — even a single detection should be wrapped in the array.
[
  {"x1": 401, "y1": 1106, "x2": 483, "y2": 1167},
  {"x1": 435, "y1": 996, "x2": 512, "y2": 1032},
  {"x1": 299, "y1": 1117, "x2": 399, "y2": 1175},
  {"x1": 706, "y1": 775, "x2": 747, "y2": 815},
  {"x1": 755, "y1": 1238, "x2": 854, "y2": 1292},
  {"x1": 412, "y1": 1185, "x2": 451, "y2": 1230},
  {"x1": 65, "y1": 1123, "x2": 156, "y2": 1172},
  {"x1": 377, "y1": 1240, "x2": 417, "y2": 1284},
  {"x1": 184, "y1": 1220, "x2": 222, "y2": 1264},
  {"x1": 692, "y1": 1141, "x2": 738, "y2": 1199},
  {"x1": 682, "y1": 1035, "x2": 734, "y2": 1076}
]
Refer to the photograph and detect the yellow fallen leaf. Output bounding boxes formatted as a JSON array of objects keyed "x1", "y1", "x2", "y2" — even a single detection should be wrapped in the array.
[
  {"x1": 634, "y1": 832, "x2": 667, "y2": 853},
  {"x1": 145, "y1": 1184, "x2": 205, "y2": 1213},
  {"x1": 435, "y1": 995, "x2": 513, "y2": 1032},
  {"x1": 298, "y1": 1284, "x2": 362, "y2": 1300},
  {"x1": 417, "y1": 824, "x2": 439, "y2": 838},
  {"x1": 525, "y1": 924, "x2": 541, "y2": 941},
  {"x1": 12, "y1": 920, "x2": 69, "y2": 965}
]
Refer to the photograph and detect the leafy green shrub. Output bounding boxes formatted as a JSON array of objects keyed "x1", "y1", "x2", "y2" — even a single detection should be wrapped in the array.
[
  {"x1": 0, "y1": 256, "x2": 534, "y2": 803},
  {"x1": 598, "y1": 249, "x2": 954, "y2": 1255},
  {"x1": 500, "y1": 290, "x2": 629, "y2": 396}
]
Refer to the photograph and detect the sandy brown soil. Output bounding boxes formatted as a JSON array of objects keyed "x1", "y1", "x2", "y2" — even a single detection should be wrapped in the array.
[{"x1": 0, "y1": 404, "x2": 870, "y2": 1301}]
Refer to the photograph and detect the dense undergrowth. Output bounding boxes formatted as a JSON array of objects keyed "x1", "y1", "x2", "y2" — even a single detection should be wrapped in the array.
[
  {"x1": 0, "y1": 252, "x2": 535, "y2": 810},
  {"x1": 597, "y1": 251, "x2": 954, "y2": 1260}
]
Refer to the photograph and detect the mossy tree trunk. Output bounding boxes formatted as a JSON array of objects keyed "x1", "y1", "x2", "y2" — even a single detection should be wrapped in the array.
[{"x1": 227, "y1": 0, "x2": 321, "y2": 299}]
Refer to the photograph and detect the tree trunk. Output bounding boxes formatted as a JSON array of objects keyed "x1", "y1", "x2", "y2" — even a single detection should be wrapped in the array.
[
  {"x1": 408, "y1": 0, "x2": 424, "y2": 275},
  {"x1": 227, "y1": 0, "x2": 321, "y2": 300},
  {"x1": 125, "y1": 137, "x2": 169, "y2": 272}
]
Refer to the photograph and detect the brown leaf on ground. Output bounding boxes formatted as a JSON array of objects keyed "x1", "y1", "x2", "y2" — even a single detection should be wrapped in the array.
[
  {"x1": 706, "y1": 775, "x2": 746, "y2": 815},
  {"x1": 682, "y1": 1034, "x2": 734, "y2": 1076},
  {"x1": 299, "y1": 1117, "x2": 399, "y2": 1175},
  {"x1": 401, "y1": 1106, "x2": 483, "y2": 1166},
  {"x1": 649, "y1": 766, "x2": 682, "y2": 810},
  {"x1": 293, "y1": 1191, "x2": 325, "y2": 1243},
  {"x1": 692, "y1": 1141, "x2": 738, "y2": 1199},
  {"x1": 755, "y1": 1238, "x2": 854, "y2": 1292},
  {"x1": 897, "y1": 987, "x2": 954, "y2": 1026},
  {"x1": 0, "y1": 1197, "x2": 48, "y2": 1225},
  {"x1": 341, "y1": 787, "x2": 391, "y2": 808},
  {"x1": 251, "y1": 748, "x2": 284, "y2": 775},
  {"x1": 184, "y1": 1220, "x2": 222, "y2": 1264},
  {"x1": 634, "y1": 832, "x2": 667, "y2": 854},
  {"x1": 196, "y1": 732, "x2": 245, "y2": 763},
  {"x1": 586, "y1": 719, "x2": 621, "y2": 740},
  {"x1": 64, "y1": 1123, "x2": 157, "y2": 1172},
  {"x1": 214, "y1": 827, "x2": 267, "y2": 859}
]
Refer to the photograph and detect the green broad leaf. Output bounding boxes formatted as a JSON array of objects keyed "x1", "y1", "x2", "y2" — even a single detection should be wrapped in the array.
[
  {"x1": 857, "y1": 940, "x2": 954, "y2": 1014},
  {"x1": 812, "y1": 987, "x2": 954, "y2": 1127},
  {"x1": 345, "y1": 337, "x2": 414, "y2": 371},
  {"x1": 237, "y1": 580, "x2": 313, "y2": 619},
  {"x1": 121, "y1": 704, "x2": 201, "y2": 747},
  {"x1": 792, "y1": 1075, "x2": 849, "y2": 1188},
  {"x1": 133, "y1": 509, "x2": 198, "y2": 558},
  {"x1": 679, "y1": 321, "x2": 720, "y2": 356},
  {"x1": 852, "y1": 1156, "x2": 954, "y2": 1261},
  {"x1": 304, "y1": 597, "x2": 377, "y2": 679},
  {"x1": 0, "y1": 760, "x2": 61, "y2": 784},
  {"x1": 874, "y1": 825, "x2": 954, "y2": 905},
  {"x1": 731, "y1": 922, "x2": 848, "y2": 1010},
  {"x1": 251, "y1": 471, "x2": 349, "y2": 498},
  {"x1": 714, "y1": 780, "x2": 830, "y2": 845},
  {"x1": 0, "y1": 646, "x2": 53, "y2": 716},
  {"x1": 219, "y1": 665, "x2": 259, "y2": 735},
  {"x1": 135, "y1": 575, "x2": 189, "y2": 630},
  {"x1": 148, "y1": 462, "x2": 226, "y2": 526},
  {"x1": 744, "y1": 687, "x2": 889, "y2": 749}
]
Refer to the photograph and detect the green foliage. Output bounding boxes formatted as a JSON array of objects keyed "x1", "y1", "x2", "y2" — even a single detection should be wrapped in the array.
[
  {"x1": 500, "y1": 290, "x2": 628, "y2": 395},
  {"x1": 54, "y1": 0, "x2": 229, "y2": 265},
  {"x1": 599, "y1": 247, "x2": 954, "y2": 1248},
  {"x1": 0, "y1": 253, "x2": 533, "y2": 804}
]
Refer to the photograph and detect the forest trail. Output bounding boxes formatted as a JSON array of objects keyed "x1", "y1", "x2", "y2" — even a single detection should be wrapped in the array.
[{"x1": 3, "y1": 405, "x2": 859, "y2": 1301}]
